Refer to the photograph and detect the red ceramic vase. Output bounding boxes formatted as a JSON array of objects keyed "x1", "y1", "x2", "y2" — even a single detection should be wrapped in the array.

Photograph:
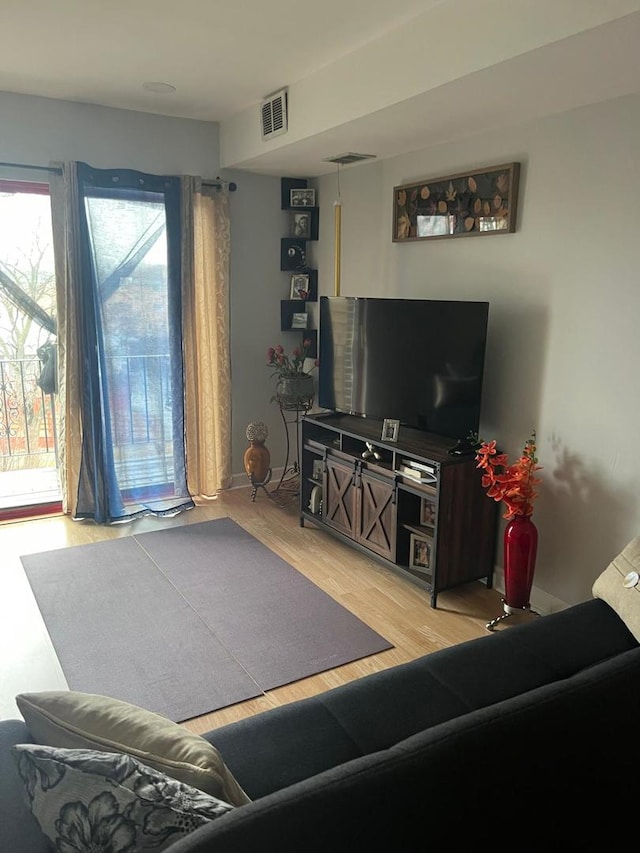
[{"x1": 503, "y1": 514, "x2": 538, "y2": 609}]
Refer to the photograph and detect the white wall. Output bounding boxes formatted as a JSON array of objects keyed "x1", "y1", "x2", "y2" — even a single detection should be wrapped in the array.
[
  {"x1": 315, "y1": 90, "x2": 640, "y2": 611},
  {"x1": 0, "y1": 92, "x2": 291, "y2": 482},
  {"x1": 221, "y1": 0, "x2": 640, "y2": 170}
]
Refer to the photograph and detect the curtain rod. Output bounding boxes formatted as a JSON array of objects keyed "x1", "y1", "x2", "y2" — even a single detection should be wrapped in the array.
[
  {"x1": 0, "y1": 161, "x2": 237, "y2": 191},
  {"x1": 203, "y1": 176, "x2": 237, "y2": 191},
  {"x1": 0, "y1": 160, "x2": 63, "y2": 175}
]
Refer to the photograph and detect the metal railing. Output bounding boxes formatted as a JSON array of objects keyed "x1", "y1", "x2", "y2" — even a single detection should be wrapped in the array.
[
  {"x1": 0, "y1": 357, "x2": 57, "y2": 468},
  {"x1": 0, "y1": 355, "x2": 173, "y2": 482}
]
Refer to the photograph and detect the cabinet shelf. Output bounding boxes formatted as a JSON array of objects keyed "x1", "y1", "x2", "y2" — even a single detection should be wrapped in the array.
[
  {"x1": 403, "y1": 522, "x2": 435, "y2": 537},
  {"x1": 300, "y1": 412, "x2": 498, "y2": 607}
]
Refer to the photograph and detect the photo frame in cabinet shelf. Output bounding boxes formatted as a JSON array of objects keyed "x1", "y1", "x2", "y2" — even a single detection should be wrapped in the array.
[
  {"x1": 312, "y1": 458, "x2": 323, "y2": 481},
  {"x1": 409, "y1": 532, "x2": 433, "y2": 572},
  {"x1": 420, "y1": 496, "x2": 436, "y2": 528}
]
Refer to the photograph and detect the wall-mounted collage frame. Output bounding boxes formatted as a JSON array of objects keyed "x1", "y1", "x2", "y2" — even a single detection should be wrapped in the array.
[{"x1": 393, "y1": 162, "x2": 520, "y2": 242}]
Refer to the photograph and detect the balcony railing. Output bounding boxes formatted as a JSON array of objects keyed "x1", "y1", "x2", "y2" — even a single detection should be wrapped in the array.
[
  {"x1": 0, "y1": 355, "x2": 173, "y2": 485},
  {"x1": 0, "y1": 357, "x2": 57, "y2": 470}
]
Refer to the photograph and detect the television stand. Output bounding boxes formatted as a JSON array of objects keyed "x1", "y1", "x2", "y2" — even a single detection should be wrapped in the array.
[
  {"x1": 447, "y1": 437, "x2": 477, "y2": 456},
  {"x1": 299, "y1": 412, "x2": 498, "y2": 607}
]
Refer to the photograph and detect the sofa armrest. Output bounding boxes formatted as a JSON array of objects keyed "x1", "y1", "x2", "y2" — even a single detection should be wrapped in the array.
[{"x1": 0, "y1": 719, "x2": 50, "y2": 853}]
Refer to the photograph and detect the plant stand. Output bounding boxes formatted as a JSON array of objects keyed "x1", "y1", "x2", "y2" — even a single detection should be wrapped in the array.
[
  {"x1": 248, "y1": 469, "x2": 272, "y2": 502},
  {"x1": 486, "y1": 601, "x2": 539, "y2": 631},
  {"x1": 271, "y1": 399, "x2": 312, "y2": 496}
]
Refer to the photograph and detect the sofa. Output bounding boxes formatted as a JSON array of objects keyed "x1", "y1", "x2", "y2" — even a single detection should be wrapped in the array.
[{"x1": 2, "y1": 539, "x2": 640, "y2": 850}]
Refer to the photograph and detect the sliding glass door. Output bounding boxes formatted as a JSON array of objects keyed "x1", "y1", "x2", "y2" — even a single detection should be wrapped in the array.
[
  {"x1": 73, "y1": 165, "x2": 193, "y2": 522},
  {"x1": 0, "y1": 180, "x2": 61, "y2": 519}
]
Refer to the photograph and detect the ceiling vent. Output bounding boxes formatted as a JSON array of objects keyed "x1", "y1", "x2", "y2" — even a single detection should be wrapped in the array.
[
  {"x1": 323, "y1": 152, "x2": 377, "y2": 165},
  {"x1": 261, "y1": 88, "x2": 288, "y2": 140}
]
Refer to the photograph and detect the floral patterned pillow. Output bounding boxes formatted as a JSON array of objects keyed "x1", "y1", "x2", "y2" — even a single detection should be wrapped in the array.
[{"x1": 12, "y1": 744, "x2": 234, "y2": 851}]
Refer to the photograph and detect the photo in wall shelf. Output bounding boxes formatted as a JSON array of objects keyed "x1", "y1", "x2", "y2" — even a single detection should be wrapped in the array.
[
  {"x1": 290, "y1": 188, "x2": 316, "y2": 208},
  {"x1": 290, "y1": 274, "x2": 310, "y2": 299},
  {"x1": 291, "y1": 208, "x2": 319, "y2": 240},
  {"x1": 393, "y1": 162, "x2": 520, "y2": 242},
  {"x1": 281, "y1": 177, "x2": 307, "y2": 209},
  {"x1": 280, "y1": 239, "x2": 307, "y2": 271},
  {"x1": 280, "y1": 301, "x2": 314, "y2": 332}
]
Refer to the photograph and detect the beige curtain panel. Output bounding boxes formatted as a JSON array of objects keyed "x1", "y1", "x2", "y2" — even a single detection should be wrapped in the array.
[
  {"x1": 182, "y1": 178, "x2": 233, "y2": 499},
  {"x1": 49, "y1": 162, "x2": 83, "y2": 518}
]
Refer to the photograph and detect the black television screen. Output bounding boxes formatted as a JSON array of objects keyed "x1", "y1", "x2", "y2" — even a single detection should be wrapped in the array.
[{"x1": 318, "y1": 297, "x2": 489, "y2": 441}]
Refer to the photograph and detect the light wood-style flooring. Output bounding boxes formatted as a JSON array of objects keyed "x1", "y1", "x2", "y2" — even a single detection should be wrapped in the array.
[{"x1": 0, "y1": 483, "x2": 507, "y2": 734}]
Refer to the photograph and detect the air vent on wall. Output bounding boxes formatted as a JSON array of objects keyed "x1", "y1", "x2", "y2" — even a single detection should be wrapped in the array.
[
  {"x1": 323, "y1": 152, "x2": 377, "y2": 165},
  {"x1": 261, "y1": 88, "x2": 288, "y2": 140}
]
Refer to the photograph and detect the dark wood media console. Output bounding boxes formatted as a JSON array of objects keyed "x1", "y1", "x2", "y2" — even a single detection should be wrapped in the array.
[{"x1": 300, "y1": 412, "x2": 498, "y2": 607}]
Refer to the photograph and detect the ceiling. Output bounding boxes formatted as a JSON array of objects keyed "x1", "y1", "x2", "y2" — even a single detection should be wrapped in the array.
[{"x1": 3, "y1": 1, "x2": 640, "y2": 176}]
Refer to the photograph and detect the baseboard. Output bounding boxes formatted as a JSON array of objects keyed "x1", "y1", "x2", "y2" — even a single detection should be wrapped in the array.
[
  {"x1": 229, "y1": 479, "x2": 571, "y2": 615},
  {"x1": 231, "y1": 467, "x2": 286, "y2": 491},
  {"x1": 490, "y1": 566, "x2": 570, "y2": 616}
]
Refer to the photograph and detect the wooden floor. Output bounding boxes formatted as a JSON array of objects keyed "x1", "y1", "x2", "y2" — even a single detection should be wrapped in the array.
[{"x1": 0, "y1": 483, "x2": 507, "y2": 733}]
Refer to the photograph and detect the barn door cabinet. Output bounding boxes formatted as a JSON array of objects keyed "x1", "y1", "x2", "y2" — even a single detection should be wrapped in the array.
[{"x1": 300, "y1": 412, "x2": 497, "y2": 607}]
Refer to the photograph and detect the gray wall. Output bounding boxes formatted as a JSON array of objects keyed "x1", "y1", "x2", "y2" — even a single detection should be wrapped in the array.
[{"x1": 315, "y1": 90, "x2": 640, "y2": 611}]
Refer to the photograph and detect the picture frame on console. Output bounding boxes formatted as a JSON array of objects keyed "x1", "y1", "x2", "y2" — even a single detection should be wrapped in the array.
[
  {"x1": 382, "y1": 418, "x2": 400, "y2": 442},
  {"x1": 420, "y1": 497, "x2": 436, "y2": 528},
  {"x1": 409, "y1": 533, "x2": 432, "y2": 572}
]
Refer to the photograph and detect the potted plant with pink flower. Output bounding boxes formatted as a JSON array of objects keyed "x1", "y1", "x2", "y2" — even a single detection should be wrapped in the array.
[{"x1": 266, "y1": 340, "x2": 318, "y2": 408}]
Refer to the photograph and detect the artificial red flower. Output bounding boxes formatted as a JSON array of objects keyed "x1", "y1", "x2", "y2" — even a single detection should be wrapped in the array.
[{"x1": 475, "y1": 431, "x2": 542, "y2": 519}]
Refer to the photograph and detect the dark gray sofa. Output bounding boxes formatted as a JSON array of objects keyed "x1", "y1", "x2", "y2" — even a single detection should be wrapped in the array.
[{"x1": 2, "y1": 597, "x2": 639, "y2": 850}]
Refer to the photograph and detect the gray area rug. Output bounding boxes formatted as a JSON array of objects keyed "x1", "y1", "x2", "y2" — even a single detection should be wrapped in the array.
[{"x1": 20, "y1": 517, "x2": 392, "y2": 721}]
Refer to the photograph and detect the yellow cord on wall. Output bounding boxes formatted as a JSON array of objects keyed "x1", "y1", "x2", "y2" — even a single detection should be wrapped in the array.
[{"x1": 334, "y1": 200, "x2": 342, "y2": 296}]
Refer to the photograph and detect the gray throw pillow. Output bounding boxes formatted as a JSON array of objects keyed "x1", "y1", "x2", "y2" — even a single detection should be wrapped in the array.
[{"x1": 12, "y1": 744, "x2": 234, "y2": 852}]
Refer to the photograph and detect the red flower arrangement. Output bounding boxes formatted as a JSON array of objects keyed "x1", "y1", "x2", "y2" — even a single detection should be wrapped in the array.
[{"x1": 475, "y1": 431, "x2": 542, "y2": 519}]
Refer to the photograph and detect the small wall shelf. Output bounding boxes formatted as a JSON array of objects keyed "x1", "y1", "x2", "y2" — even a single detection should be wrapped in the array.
[{"x1": 279, "y1": 177, "x2": 319, "y2": 356}]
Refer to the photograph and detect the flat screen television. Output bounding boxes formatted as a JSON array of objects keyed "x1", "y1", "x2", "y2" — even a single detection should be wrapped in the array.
[{"x1": 318, "y1": 297, "x2": 489, "y2": 442}]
